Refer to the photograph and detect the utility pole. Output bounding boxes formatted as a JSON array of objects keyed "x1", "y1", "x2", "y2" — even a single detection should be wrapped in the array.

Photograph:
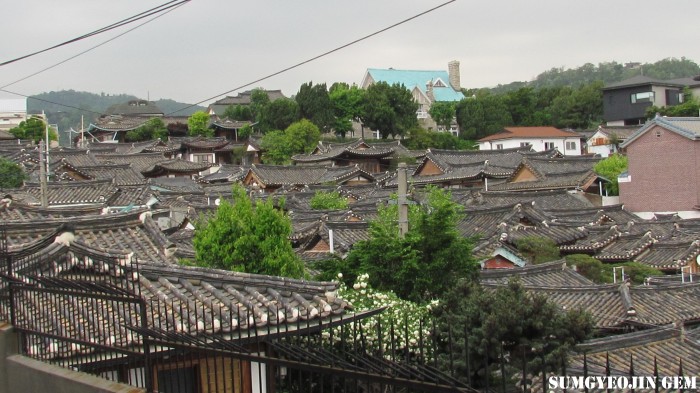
[
  {"x1": 38, "y1": 141, "x2": 48, "y2": 208},
  {"x1": 397, "y1": 162, "x2": 409, "y2": 237}
]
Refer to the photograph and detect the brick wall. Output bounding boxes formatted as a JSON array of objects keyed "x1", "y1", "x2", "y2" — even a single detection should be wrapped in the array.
[{"x1": 620, "y1": 125, "x2": 700, "y2": 212}]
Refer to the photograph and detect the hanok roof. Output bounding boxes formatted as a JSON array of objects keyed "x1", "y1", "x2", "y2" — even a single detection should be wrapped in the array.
[
  {"x1": 88, "y1": 115, "x2": 145, "y2": 132},
  {"x1": 621, "y1": 116, "x2": 700, "y2": 148},
  {"x1": 141, "y1": 158, "x2": 211, "y2": 177},
  {"x1": 8, "y1": 180, "x2": 119, "y2": 207},
  {"x1": 292, "y1": 139, "x2": 400, "y2": 164},
  {"x1": 207, "y1": 90, "x2": 287, "y2": 116},
  {"x1": 363, "y1": 68, "x2": 464, "y2": 102},
  {"x1": 0, "y1": 209, "x2": 175, "y2": 264},
  {"x1": 480, "y1": 260, "x2": 595, "y2": 287},
  {"x1": 477, "y1": 126, "x2": 581, "y2": 142},
  {"x1": 561, "y1": 326, "x2": 700, "y2": 388},
  {"x1": 488, "y1": 156, "x2": 602, "y2": 192},
  {"x1": 104, "y1": 100, "x2": 164, "y2": 117},
  {"x1": 94, "y1": 152, "x2": 168, "y2": 173},
  {"x1": 246, "y1": 164, "x2": 375, "y2": 189},
  {"x1": 2, "y1": 236, "x2": 357, "y2": 360}
]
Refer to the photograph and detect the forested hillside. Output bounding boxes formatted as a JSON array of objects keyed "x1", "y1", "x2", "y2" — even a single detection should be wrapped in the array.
[
  {"x1": 27, "y1": 90, "x2": 205, "y2": 132},
  {"x1": 457, "y1": 57, "x2": 700, "y2": 134},
  {"x1": 487, "y1": 57, "x2": 700, "y2": 93}
]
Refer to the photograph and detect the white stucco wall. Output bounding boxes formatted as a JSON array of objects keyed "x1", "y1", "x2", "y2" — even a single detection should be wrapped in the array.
[{"x1": 478, "y1": 137, "x2": 582, "y2": 156}]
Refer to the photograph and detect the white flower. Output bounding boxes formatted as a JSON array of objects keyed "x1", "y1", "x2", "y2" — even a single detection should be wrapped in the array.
[
  {"x1": 353, "y1": 283, "x2": 361, "y2": 290},
  {"x1": 360, "y1": 282, "x2": 367, "y2": 289},
  {"x1": 337, "y1": 272, "x2": 343, "y2": 278}
]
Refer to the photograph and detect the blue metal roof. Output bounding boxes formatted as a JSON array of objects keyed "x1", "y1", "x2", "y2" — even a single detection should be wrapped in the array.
[{"x1": 367, "y1": 68, "x2": 464, "y2": 102}]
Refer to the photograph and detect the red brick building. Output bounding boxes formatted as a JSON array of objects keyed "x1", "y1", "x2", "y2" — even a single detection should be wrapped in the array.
[{"x1": 619, "y1": 116, "x2": 700, "y2": 216}]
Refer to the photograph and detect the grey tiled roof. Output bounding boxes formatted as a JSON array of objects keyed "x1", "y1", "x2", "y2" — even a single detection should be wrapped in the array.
[
  {"x1": 5, "y1": 237, "x2": 355, "y2": 361},
  {"x1": 249, "y1": 164, "x2": 374, "y2": 187},
  {"x1": 0, "y1": 209, "x2": 175, "y2": 264},
  {"x1": 562, "y1": 326, "x2": 700, "y2": 389},
  {"x1": 10, "y1": 180, "x2": 119, "y2": 206},
  {"x1": 94, "y1": 152, "x2": 168, "y2": 173},
  {"x1": 479, "y1": 260, "x2": 595, "y2": 286}
]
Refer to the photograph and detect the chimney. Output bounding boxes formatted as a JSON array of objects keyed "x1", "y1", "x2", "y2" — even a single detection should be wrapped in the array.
[
  {"x1": 426, "y1": 80, "x2": 435, "y2": 102},
  {"x1": 448, "y1": 60, "x2": 461, "y2": 91}
]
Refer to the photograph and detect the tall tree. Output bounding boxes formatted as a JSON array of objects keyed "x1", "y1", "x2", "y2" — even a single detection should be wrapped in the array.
[
  {"x1": 193, "y1": 185, "x2": 305, "y2": 278},
  {"x1": 249, "y1": 88, "x2": 272, "y2": 132},
  {"x1": 260, "y1": 119, "x2": 320, "y2": 164},
  {"x1": 9, "y1": 116, "x2": 57, "y2": 143},
  {"x1": 125, "y1": 117, "x2": 168, "y2": 142},
  {"x1": 433, "y1": 279, "x2": 593, "y2": 388},
  {"x1": 261, "y1": 98, "x2": 299, "y2": 131},
  {"x1": 428, "y1": 101, "x2": 456, "y2": 131},
  {"x1": 344, "y1": 186, "x2": 478, "y2": 302},
  {"x1": 362, "y1": 82, "x2": 418, "y2": 139},
  {"x1": 329, "y1": 82, "x2": 365, "y2": 138},
  {"x1": 0, "y1": 158, "x2": 27, "y2": 189},
  {"x1": 187, "y1": 111, "x2": 213, "y2": 137},
  {"x1": 222, "y1": 104, "x2": 252, "y2": 121},
  {"x1": 455, "y1": 92, "x2": 512, "y2": 140},
  {"x1": 295, "y1": 82, "x2": 334, "y2": 133},
  {"x1": 593, "y1": 153, "x2": 627, "y2": 196}
]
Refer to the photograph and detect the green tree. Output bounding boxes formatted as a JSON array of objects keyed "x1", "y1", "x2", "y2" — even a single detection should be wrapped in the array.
[
  {"x1": 428, "y1": 101, "x2": 456, "y2": 131},
  {"x1": 432, "y1": 279, "x2": 593, "y2": 388},
  {"x1": 0, "y1": 158, "x2": 27, "y2": 189},
  {"x1": 593, "y1": 153, "x2": 628, "y2": 196},
  {"x1": 9, "y1": 116, "x2": 57, "y2": 143},
  {"x1": 187, "y1": 111, "x2": 213, "y2": 137},
  {"x1": 565, "y1": 254, "x2": 606, "y2": 283},
  {"x1": 192, "y1": 185, "x2": 305, "y2": 278},
  {"x1": 362, "y1": 82, "x2": 418, "y2": 139},
  {"x1": 343, "y1": 186, "x2": 478, "y2": 302},
  {"x1": 125, "y1": 117, "x2": 168, "y2": 142},
  {"x1": 310, "y1": 190, "x2": 348, "y2": 210},
  {"x1": 260, "y1": 119, "x2": 320, "y2": 164},
  {"x1": 295, "y1": 82, "x2": 334, "y2": 133},
  {"x1": 260, "y1": 130, "x2": 293, "y2": 165},
  {"x1": 250, "y1": 88, "x2": 272, "y2": 132},
  {"x1": 549, "y1": 81, "x2": 603, "y2": 129},
  {"x1": 286, "y1": 118, "x2": 320, "y2": 154},
  {"x1": 261, "y1": 98, "x2": 299, "y2": 132},
  {"x1": 222, "y1": 104, "x2": 253, "y2": 121},
  {"x1": 329, "y1": 82, "x2": 365, "y2": 138},
  {"x1": 455, "y1": 92, "x2": 512, "y2": 140},
  {"x1": 515, "y1": 236, "x2": 561, "y2": 264}
]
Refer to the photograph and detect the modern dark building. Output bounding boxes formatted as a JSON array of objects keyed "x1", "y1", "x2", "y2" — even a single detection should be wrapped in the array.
[{"x1": 602, "y1": 75, "x2": 700, "y2": 126}]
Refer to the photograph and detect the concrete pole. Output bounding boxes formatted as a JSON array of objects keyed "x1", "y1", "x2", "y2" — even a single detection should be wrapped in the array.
[
  {"x1": 39, "y1": 141, "x2": 48, "y2": 208},
  {"x1": 397, "y1": 162, "x2": 409, "y2": 237}
]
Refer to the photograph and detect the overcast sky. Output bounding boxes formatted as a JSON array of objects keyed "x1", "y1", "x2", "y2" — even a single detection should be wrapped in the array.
[{"x1": 3, "y1": 0, "x2": 699, "y2": 111}]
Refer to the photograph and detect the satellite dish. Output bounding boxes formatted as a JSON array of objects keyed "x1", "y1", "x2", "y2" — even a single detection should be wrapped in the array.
[
  {"x1": 696, "y1": 254, "x2": 700, "y2": 265},
  {"x1": 215, "y1": 198, "x2": 221, "y2": 206}
]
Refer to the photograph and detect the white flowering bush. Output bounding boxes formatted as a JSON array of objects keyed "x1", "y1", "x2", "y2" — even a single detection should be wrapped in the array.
[{"x1": 333, "y1": 272, "x2": 437, "y2": 361}]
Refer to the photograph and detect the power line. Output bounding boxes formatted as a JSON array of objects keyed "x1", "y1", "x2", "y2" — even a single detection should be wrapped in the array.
[
  {"x1": 1, "y1": 1, "x2": 189, "y2": 90},
  {"x1": 166, "y1": 0, "x2": 457, "y2": 116},
  {"x1": 3, "y1": 0, "x2": 455, "y2": 131},
  {"x1": 0, "y1": 0, "x2": 189, "y2": 67}
]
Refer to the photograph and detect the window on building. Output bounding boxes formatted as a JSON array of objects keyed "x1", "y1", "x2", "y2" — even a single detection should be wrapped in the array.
[
  {"x1": 544, "y1": 142, "x2": 555, "y2": 150},
  {"x1": 192, "y1": 153, "x2": 210, "y2": 163},
  {"x1": 631, "y1": 92, "x2": 654, "y2": 104},
  {"x1": 520, "y1": 142, "x2": 531, "y2": 147},
  {"x1": 566, "y1": 141, "x2": 577, "y2": 150},
  {"x1": 496, "y1": 144, "x2": 504, "y2": 150}
]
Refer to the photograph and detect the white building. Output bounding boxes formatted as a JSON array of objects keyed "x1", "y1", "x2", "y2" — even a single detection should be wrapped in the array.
[
  {"x1": 477, "y1": 126, "x2": 582, "y2": 156},
  {"x1": 0, "y1": 98, "x2": 27, "y2": 131}
]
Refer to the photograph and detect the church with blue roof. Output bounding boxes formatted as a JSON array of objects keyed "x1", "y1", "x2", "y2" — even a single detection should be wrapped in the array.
[{"x1": 360, "y1": 61, "x2": 464, "y2": 134}]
